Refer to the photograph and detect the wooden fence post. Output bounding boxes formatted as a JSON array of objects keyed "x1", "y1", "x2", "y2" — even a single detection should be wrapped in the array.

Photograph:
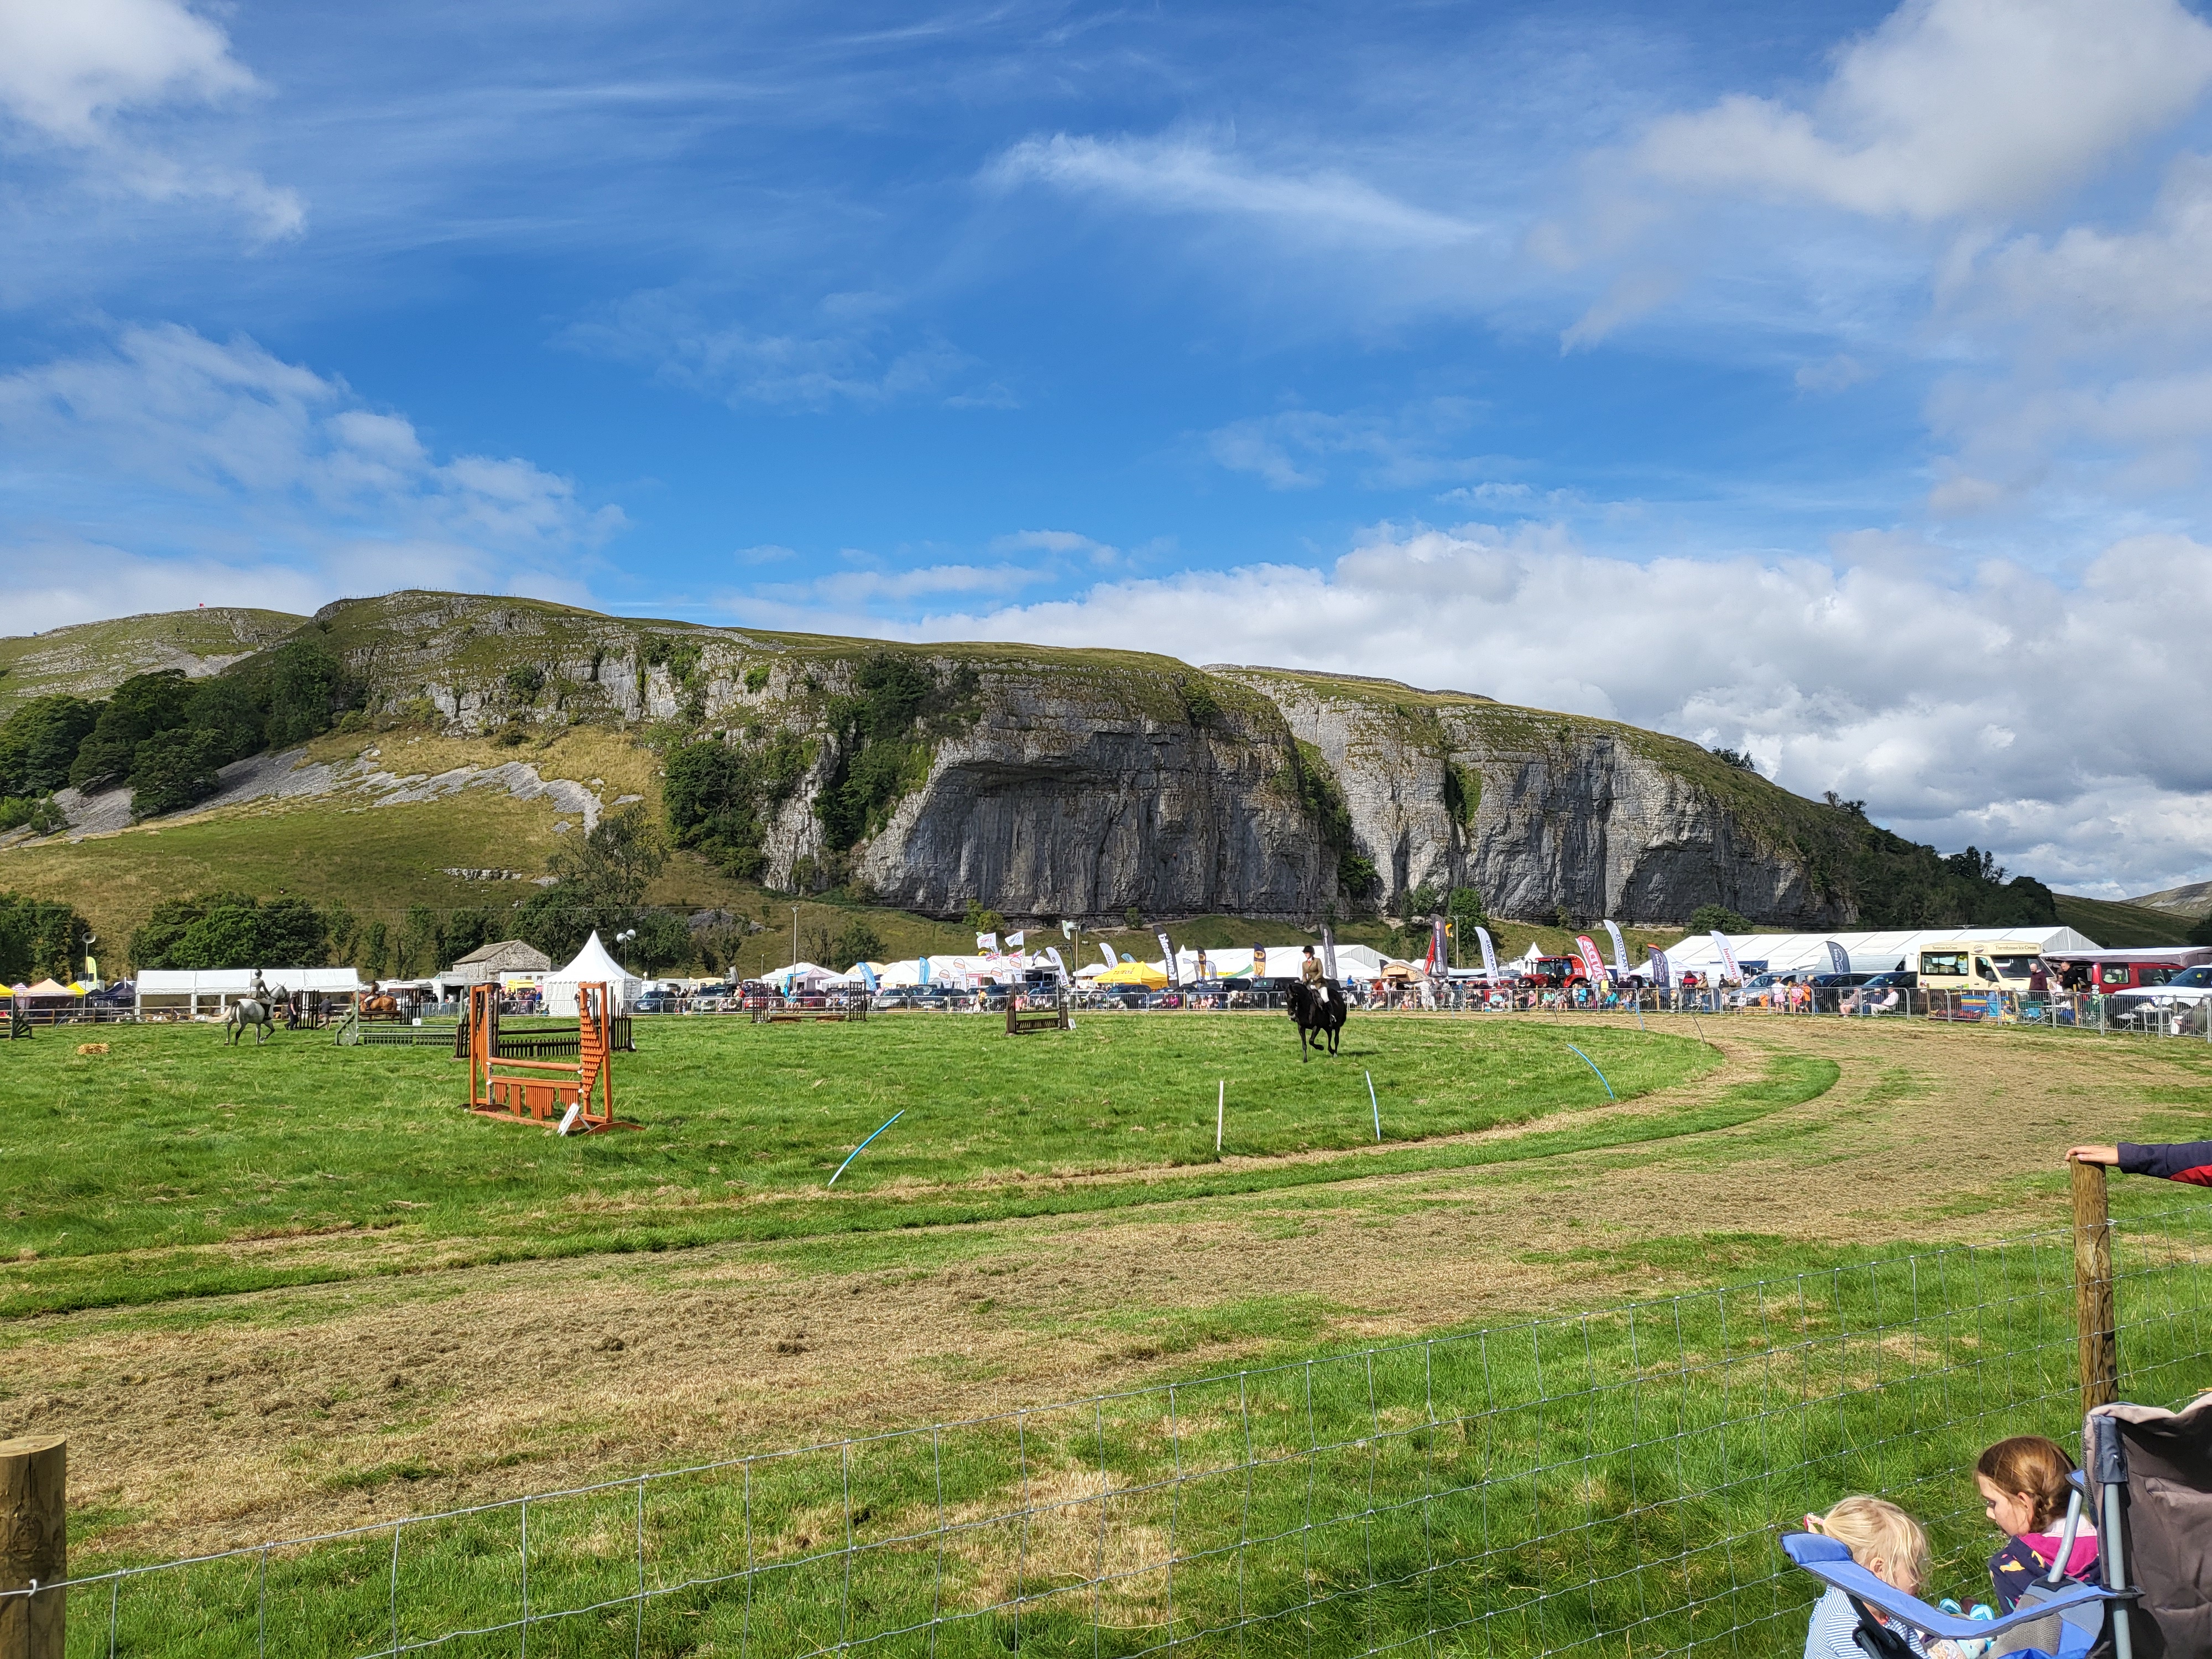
[
  {"x1": 0, "y1": 1435, "x2": 65, "y2": 1659},
  {"x1": 2072, "y1": 1160, "x2": 2119, "y2": 1411}
]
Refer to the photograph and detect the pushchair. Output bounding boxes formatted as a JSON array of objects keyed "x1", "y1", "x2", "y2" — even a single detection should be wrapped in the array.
[{"x1": 1782, "y1": 1397, "x2": 2212, "y2": 1659}]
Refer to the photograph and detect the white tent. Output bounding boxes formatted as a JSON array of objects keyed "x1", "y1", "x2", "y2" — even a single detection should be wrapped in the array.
[
  {"x1": 763, "y1": 961, "x2": 836, "y2": 992},
  {"x1": 544, "y1": 931, "x2": 645, "y2": 1015},
  {"x1": 135, "y1": 967, "x2": 362, "y2": 1017},
  {"x1": 1661, "y1": 924, "x2": 2103, "y2": 978}
]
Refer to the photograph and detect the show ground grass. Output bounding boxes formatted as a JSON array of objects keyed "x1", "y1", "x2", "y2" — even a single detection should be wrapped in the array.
[{"x1": 3, "y1": 1010, "x2": 2210, "y2": 1571}]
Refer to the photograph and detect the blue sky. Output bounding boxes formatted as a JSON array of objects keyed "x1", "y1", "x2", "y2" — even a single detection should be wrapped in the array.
[{"x1": 4, "y1": 0, "x2": 2211, "y2": 897}]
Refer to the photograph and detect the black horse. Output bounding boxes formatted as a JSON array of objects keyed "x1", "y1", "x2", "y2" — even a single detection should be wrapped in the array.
[{"x1": 1286, "y1": 978, "x2": 1348, "y2": 1061}]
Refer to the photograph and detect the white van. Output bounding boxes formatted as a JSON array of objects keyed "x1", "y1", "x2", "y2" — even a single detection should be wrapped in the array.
[{"x1": 1916, "y1": 940, "x2": 2047, "y2": 995}]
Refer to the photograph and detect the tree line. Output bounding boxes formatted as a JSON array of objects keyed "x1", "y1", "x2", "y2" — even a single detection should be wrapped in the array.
[{"x1": 0, "y1": 636, "x2": 362, "y2": 828}]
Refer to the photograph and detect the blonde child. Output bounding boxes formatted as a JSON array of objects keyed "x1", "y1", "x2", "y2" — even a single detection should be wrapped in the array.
[{"x1": 1803, "y1": 1497, "x2": 1984, "y2": 1659}]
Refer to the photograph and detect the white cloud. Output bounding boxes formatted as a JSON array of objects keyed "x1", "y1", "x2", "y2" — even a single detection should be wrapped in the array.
[
  {"x1": 564, "y1": 290, "x2": 975, "y2": 410},
  {"x1": 986, "y1": 133, "x2": 1481, "y2": 250},
  {"x1": 992, "y1": 530, "x2": 1121, "y2": 564},
  {"x1": 827, "y1": 521, "x2": 2212, "y2": 896},
  {"x1": 0, "y1": 0, "x2": 302, "y2": 238},
  {"x1": 1635, "y1": 0, "x2": 2212, "y2": 222},
  {"x1": 0, "y1": 324, "x2": 623, "y2": 632},
  {"x1": 1796, "y1": 354, "x2": 1870, "y2": 393},
  {"x1": 1204, "y1": 401, "x2": 1500, "y2": 491}
]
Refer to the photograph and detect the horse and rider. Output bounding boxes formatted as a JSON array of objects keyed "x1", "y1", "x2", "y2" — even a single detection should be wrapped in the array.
[
  {"x1": 1286, "y1": 943, "x2": 1348, "y2": 1060},
  {"x1": 224, "y1": 970, "x2": 286, "y2": 1046}
]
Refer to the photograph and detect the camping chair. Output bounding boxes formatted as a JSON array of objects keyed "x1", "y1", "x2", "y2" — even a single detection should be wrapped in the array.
[{"x1": 1782, "y1": 1396, "x2": 2212, "y2": 1659}]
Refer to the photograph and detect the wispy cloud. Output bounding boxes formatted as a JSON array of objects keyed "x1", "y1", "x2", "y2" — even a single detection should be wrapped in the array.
[
  {"x1": 1204, "y1": 401, "x2": 1504, "y2": 491},
  {"x1": 564, "y1": 289, "x2": 978, "y2": 410},
  {"x1": 0, "y1": 0, "x2": 303, "y2": 239},
  {"x1": 0, "y1": 324, "x2": 622, "y2": 631},
  {"x1": 986, "y1": 132, "x2": 1483, "y2": 250}
]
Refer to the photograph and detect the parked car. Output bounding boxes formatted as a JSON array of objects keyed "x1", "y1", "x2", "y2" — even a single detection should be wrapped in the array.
[
  {"x1": 2109, "y1": 965, "x2": 2212, "y2": 1032},
  {"x1": 634, "y1": 990, "x2": 684, "y2": 1014}
]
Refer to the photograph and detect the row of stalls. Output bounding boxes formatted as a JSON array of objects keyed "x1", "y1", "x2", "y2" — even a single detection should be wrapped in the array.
[
  {"x1": 1658, "y1": 925, "x2": 2104, "y2": 980},
  {"x1": 755, "y1": 942, "x2": 1403, "y2": 997}
]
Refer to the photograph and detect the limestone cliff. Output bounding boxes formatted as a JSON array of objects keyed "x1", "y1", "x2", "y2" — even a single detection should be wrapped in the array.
[
  {"x1": 1212, "y1": 668, "x2": 1845, "y2": 927},
  {"x1": 15, "y1": 591, "x2": 1866, "y2": 926}
]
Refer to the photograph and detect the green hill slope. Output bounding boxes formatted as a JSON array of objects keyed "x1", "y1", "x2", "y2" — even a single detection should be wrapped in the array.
[
  {"x1": 0, "y1": 608, "x2": 306, "y2": 718},
  {"x1": 2056, "y1": 893, "x2": 2197, "y2": 947}
]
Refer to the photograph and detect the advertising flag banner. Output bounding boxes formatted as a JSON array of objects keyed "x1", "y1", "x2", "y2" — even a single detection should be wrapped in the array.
[
  {"x1": 1646, "y1": 945, "x2": 1672, "y2": 988},
  {"x1": 859, "y1": 962, "x2": 878, "y2": 993},
  {"x1": 1006, "y1": 931, "x2": 1026, "y2": 950},
  {"x1": 1319, "y1": 926, "x2": 1337, "y2": 981},
  {"x1": 977, "y1": 932, "x2": 998, "y2": 953},
  {"x1": 1710, "y1": 931, "x2": 1744, "y2": 981},
  {"x1": 1430, "y1": 918, "x2": 1447, "y2": 975},
  {"x1": 1045, "y1": 947, "x2": 1069, "y2": 984},
  {"x1": 1602, "y1": 920, "x2": 1628, "y2": 973},
  {"x1": 1099, "y1": 943, "x2": 1118, "y2": 971},
  {"x1": 1825, "y1": 940, "x2": 1850, "y2": 975},
  {"x1": 920, "y1": 956, "x2": 932, "y2": 985},
  {"x1": 1157, "y1": 931, "x2": 1179, "y2": 986},
  {"x1": 1474, "y1": 926, "x2": 1499, "y2": 979},
  {"x1": 1253, "y1": 946, "x2": 1268, "y2": 980},
  {"x1": 1574, "y1": 935, "x2": 1607, "y2": 982}
]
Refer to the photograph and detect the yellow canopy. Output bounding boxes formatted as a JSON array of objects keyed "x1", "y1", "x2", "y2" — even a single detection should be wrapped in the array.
[{"x1": 1095, "y1": 960, "x2": 1169, "y2": 988}]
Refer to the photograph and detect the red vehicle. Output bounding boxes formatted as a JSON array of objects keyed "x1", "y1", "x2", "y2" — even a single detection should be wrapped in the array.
[
  {"x1": 2048, "y1": 947, "x2": 2212, "y2": 994},
  {"x1": 1525, "y1": 954, "x2": 1588, "y2": 989}
]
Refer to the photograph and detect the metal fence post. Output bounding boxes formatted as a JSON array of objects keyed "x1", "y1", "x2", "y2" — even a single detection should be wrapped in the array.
[
  {"x1": 2072, "y1": 1160, "x2": 2119, "y2": 1409},
  {"x1": 0, "y1": 1435, "x2": 65, "y2": 1659}
]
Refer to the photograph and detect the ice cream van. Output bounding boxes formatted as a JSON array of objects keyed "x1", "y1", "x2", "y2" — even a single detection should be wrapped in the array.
[{"x1": 1915, "y1": 940, "x2": 2048, "y2": 995}]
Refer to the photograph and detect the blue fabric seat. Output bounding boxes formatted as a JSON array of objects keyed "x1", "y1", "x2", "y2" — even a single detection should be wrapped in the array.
[{"x1": 1780, "y1": 1533, "x2": 2119, "y2": 1657}]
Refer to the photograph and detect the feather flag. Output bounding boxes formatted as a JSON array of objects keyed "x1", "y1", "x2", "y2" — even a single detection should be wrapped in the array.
[
  {"x1": 1825, "y1": 940, "x2": 1849, "y2": 975},
  {"x1": 1602, "y1": 920, "x2": 1627, "y2": 974},
  {"x1": 1710, "y1": 930, "x2": 1744, "y2": 981},
  {"x1": 1646, "y1": 945, "x2": 1671, "y2": 988},
  {"x1": 1474, "y1": 925, "x2": 1499, "y2": 979},
  {"x1": 1574, "y1": 935, "x2": 1607, "y2": 982},
  {"x1": 1156, "y1": 931, "x2": 1179, "y2": 986}
]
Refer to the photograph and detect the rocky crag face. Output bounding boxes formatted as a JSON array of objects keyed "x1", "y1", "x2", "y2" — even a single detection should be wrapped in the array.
[
  {"x1": 1215, "y1": 668, "x2": 1837, "y2": 930},
  {"x1": 14, "y1": 591, "x2": 1860, "y2": 927}
]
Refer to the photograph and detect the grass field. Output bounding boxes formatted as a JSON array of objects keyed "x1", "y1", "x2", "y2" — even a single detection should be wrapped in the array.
[
  {"x1": 7, "y1": 1011, "x2": 2212, "y2": 1659},
  {"x1": 2, "y1": 1014, "x2": 1741, "y2": 1318}
]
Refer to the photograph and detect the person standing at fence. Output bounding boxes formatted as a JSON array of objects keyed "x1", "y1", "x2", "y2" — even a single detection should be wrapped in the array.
[{"x1": 2065, "y1": 1142, "x2": 2212, "y2": 1185}]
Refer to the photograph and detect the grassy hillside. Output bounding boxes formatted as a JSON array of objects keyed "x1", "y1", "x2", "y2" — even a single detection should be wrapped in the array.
[
  {"x1": 2130, "y1": 879, "x2": 2212, "y2": 920},
  {"x1": 2055, "y1": 893, "x2": 2197, "y2": 947},
  {"x1": 0, "y1": 607, "x2": 305, "y2": 718}
]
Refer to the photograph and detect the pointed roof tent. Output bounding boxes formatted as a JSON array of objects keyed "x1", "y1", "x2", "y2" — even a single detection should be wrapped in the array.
[{"x1": 543, "y1": 931, "x2": 644, "y2": 1015}]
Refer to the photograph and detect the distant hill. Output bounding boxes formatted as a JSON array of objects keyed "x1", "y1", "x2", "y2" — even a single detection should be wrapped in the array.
[
  {"x1": 2055, "y1": 894, "x2": 2197, "y2": 948},
  {"x1": 2128, "y1": 879, "x2": 2212, "y2": 920},
  {"x1": 2, "y1": 590, "x2": 2071, "y2": 940},
  {"x1": 0, "y1": 608, "x2": 306, "y2": 718}
]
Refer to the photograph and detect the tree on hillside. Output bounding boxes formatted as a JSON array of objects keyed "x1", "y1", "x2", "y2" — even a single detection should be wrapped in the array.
[
  {"x1": 0, "y1": 892, "x2": 92, "y2": 983},
  {"x1": 628, "y1": 910, "x2": 696, "y2": 975},
  {"x1": 516, "y1": 805, "x2": 669, "y2": 961},
  {"x1": 1689, "y1": 904, "x2": 1754, "y2": 935},
  {"x1": 828, "y1": 916, "x2": 885, "y2": 972},
  {"x1": 0, "y1": 697, "x2": 100, "y2": 797},
  {"x1": 69, "y1": 672, "x2": 196, "y2": 791},
  {"x1": 130, "y1": 893, "x2": 332, "y2": 972}
]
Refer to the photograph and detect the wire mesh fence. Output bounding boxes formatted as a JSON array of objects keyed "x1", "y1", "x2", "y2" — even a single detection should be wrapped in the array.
[{"x1": 13, "y1": 1192, "x2": 2211, "y2": 1659}]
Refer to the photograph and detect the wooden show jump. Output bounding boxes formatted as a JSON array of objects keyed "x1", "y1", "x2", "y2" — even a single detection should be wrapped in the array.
[
  {"x1": 749, "y1": 993, "x2": 870, "y2": 1024},
  {"x1": 467, "y1": 981, "x2": 637, "y2": 1132},
  {"x1": 1006, "y1": 995, "x2": 1070, "y2": 1035}
]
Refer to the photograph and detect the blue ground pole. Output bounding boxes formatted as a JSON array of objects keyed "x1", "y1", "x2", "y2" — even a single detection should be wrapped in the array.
[
  {"x1": 828, "y1": 1109, "x2": 906, "y2": 1187},
  {"x1": 1564, "y1": 1044, "x2": 1616, "y2": 1100}
]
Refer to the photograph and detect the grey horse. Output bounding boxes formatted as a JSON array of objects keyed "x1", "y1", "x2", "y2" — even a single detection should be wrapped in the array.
[{"x1": 225, "y1": 994, "x2": 280, "y2": 1045}]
